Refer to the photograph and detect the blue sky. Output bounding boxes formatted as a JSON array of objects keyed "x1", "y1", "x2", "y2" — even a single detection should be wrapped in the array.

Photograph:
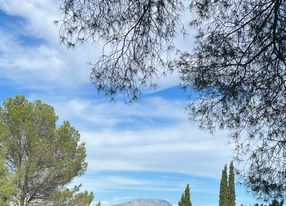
[{"x1": 0, "y1": 1, "x2": 257, "y2": 206}]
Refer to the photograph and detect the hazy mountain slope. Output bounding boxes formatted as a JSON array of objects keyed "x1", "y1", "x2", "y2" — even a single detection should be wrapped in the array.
[{"x1": 112, "y1": 199, "x2": 172, "y2": 206}]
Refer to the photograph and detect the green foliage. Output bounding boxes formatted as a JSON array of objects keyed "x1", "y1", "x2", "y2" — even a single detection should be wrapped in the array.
[
  {"x1": 219, "y1": 162, "x2": 236, "y2": 206},
  {"x1": 95, "y1": 201, "x2": 102, "y2": 206},
  {"x1": 182, "y1": 1, "x2": 286, "y2": 202},
  {"x1": 178, "y1": 184, "x2": 192, "y2": 206},
  {"x1": 58, "y1": 0, "x2": 184, "y2": 102},
  {"x1": 219, "y1": 165, "x2": 228, "y2": 206},
  {"x1": 59, "y1": 0, "x2": 286, "y2": 201},
  {"x1": 59, "y1": 0, "x2": 286, "y2": 202},
  {"x1": 0, "y1": 96, "x2": 88, "y2": 206},
  {"x1": 51, "y1": 186, "x2": 94, "y2": 206},
  {"x1": 0, "y1": 157, "x2": 14, "y2": 206},
  {"x1": 229, "y1": 161, "x2": 236, "y2": 206},
  {"x1": 268, "y1": 199, "x2": 283, "y2": 206},
  {"x1": 241, "y1": 199, "x2": 284, "y2": 206}
]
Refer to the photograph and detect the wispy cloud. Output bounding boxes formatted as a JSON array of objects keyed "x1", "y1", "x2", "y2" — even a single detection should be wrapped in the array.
[
  {"x1": 22, "y1": 92, "x2": 235, "y2": 205},
  {"x1": 0, "y1": 0, "x2": 98, "y2": 90},
  {"x1": 0, "y1": 0, "x2": 181, "y2": 91},
  {"x1": 1, "y1": 0, "x2": 60, "y2": 43},
  {"x1": 36, "y1": 95, "x2": 233, "y2": 178},
  {"x1": 0, "y1": 1, "x2": 254, "y2": 206}
]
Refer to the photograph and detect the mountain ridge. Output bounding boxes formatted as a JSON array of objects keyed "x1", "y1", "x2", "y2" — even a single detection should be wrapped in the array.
[{"x1": 111, "y1": 198, "x2": 172, "y2": 206}]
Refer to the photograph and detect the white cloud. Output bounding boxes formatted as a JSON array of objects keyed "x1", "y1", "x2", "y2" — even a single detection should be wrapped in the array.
[
  {"x1": 38, "y1": 95, "x2": 234, "y2": 178},
  {"x1": 51, "y1": 97, "x2": 187, "y2": 130},
  {"x1": 1, "y1": 0, "x2": 60, "y2": 43},
  {"x1": 27, "y1": 94, "x2": 234, "y2": 203},
  {"x1": 81, "y1": 124, "x2": 232, "y2": 178},
  {"x1": 0, "y1": 2, "x2": 245, "y2": 205},
  {"x1": 0, "y1": 31, "x2": 64, "y2": 79},
  {"x1": 0, "y1": 0, "x2": 99, "y2": 90},
  {"x1": 0, "y1": 0, "x2": 185, "y2": 91}
]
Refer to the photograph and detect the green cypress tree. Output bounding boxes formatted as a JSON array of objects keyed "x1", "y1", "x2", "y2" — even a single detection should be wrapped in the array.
[
  {"x1": 178, "y1": 184, "x2": 192, "y2": 206},
  {"x1": 219, "y1": 165, "x2": 228, "y2": 206},
  {"x1": 228, "y1": 161, "x2": 236, "y2": 206},
  {"x1": 178, "y1": 194, "x2": 184, "y2": 206},
  {"x1": 184, "y1": 184, "x2": 192, "y2": 206}
]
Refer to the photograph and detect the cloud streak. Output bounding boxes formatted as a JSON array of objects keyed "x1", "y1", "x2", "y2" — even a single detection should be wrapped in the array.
[
  {"x1": 0, "y1": 0, "x2": 182, "y2": 92},
  {"x1": 38, "y1": 95, "x2": 234, "y2": 178},
  {"x1": 0, "y1": 1, "x2": 253, "y2": 205}
]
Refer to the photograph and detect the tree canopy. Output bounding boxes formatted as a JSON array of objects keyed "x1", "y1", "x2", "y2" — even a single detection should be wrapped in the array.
[
  {"x1": 228, "y1": 161, "x2": 236, "y2": 206},
  {"x1": 58, "y1": 0, "x2": 185, "y2": 101},
  {"x1": 0, "y1": 96, "x2": 88, "y2": 206},
  {"x1": 219, "y1": 162, "x2": 236, "y2": 206},
  {"x1": 58, "y1": 0, "x2": 286, "y2": 202},
  {"x1": 50, "y1": 185, "x2": 94, "y2": 206},
  {"x1": 178, "y1": 184, "x2": 192, "y2": 206},
  {"x1": 219, "y1": 165, "x2": 228, "y2": 206},
  {"x1": 182, "y1": 0, "x2": 286, "y2": 202},
  {"x1": 0, "y1": 156, "x2": 14, "y2": 206}
]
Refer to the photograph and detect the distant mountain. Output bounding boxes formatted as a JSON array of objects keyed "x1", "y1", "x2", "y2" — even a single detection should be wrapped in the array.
[{"x1": 112, "y1": 199, "x2": 172, "y2": 206}]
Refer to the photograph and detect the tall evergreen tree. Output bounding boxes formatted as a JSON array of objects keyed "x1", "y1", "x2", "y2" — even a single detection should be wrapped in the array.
[
  {"x1": 228, "y1": 161, "x2": 236, "y2": 206},
  {"x1": 219, "y1": 165, "x2": 228, "y2": 206},
  {"x1": 178, "y1": 184, "x2": 192, "y2": 206},
  {"x1": 178, "y1": 194, "x2": 184, "y2": 206},
  {"x1": 0, "y1": 96, "x2": 88, "y2": 206}
]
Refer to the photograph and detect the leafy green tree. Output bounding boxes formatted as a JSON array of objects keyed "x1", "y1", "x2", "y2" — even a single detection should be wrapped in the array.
[
  {"x1": 0, "y1": 96, "x2": 87, "y2": 206},
  {"x1": 58, "y1": 0, "x2": 286, "y2": 202},
  {"x1": 228, "y1": 161, "x2": 236, "y2": 206},
  {"x1": 219, "y1": 165, "x2": 228, "y2": 206},
  {"x1": 0, "y1": 156, "x2": 14, "y2": 206},
  {"x1": 50, "y1": 185, "x2": 94, "y2": 206},
  {"x1": 178, "y1": 184, "x2": 192, "y2": 206},
  {"x1": 95, "y1": 201, "x2": 102, "y2": 206}
]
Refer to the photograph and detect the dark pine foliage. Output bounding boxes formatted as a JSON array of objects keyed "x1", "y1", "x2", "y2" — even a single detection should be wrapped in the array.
[
  {"x1": 58, "y1": 0, "x2": 286, "y2": 202},
  {"x1": 58, "y1": 0, "x2": 185, "y2": 101},
  {"x1": 179, "y1": 0, "x2": 286, "y2": 202}
]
